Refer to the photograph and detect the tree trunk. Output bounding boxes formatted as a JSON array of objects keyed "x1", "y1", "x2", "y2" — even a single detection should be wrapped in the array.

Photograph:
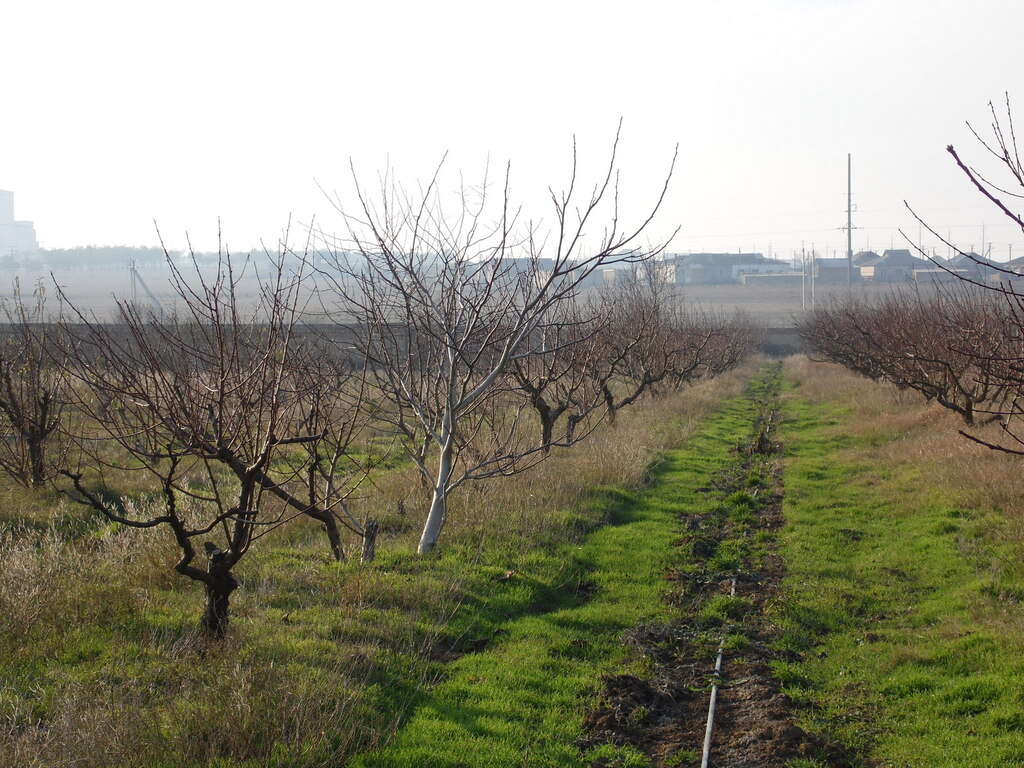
[
  {"x1": 200, "y1": 546, "x2": 239, "y2": 639},
  {"x1": 301, "y1": 507, "x2": 346, "y2": 562},
  {"x1": 566, "y1": 413, "x2": 582, "y2": 443},
  {"x1": 540, "y1": 415, "x2": 554, "y2": 453},
  {"x1": 322, "y1": 514, "x2": 347, "y2": 562},
  {"x1": 27, "y1": 431, "x2": 45, "y2": 488},
  {"x1": 531, "y1": 394, "x2": 555, "y2": 453},
  {"x1": 531, "y1": 393, "x2": 571, "y2": 453},
  {"x1": 28, "y1": 390, "x2": 52, "y2": 488},
  {"x1": 602, "y1": 385, "x2": 618, "y2": 426},
  {"x1": 361, "y1": 520, "x2": 379, "y2": 563},
  {"x1": 605, "y1": 400, "x2": 618, "y2": 426},
  {"x1": 418, "y1": 439, "x2": 454, "y2": 554}
]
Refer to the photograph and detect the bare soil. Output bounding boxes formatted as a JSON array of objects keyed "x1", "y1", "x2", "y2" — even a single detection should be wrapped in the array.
[{"x1": 578, "y1": 398, "x2": 865, "y2": 767}]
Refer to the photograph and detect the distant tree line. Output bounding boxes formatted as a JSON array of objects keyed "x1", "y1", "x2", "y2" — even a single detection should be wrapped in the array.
[
  {"x1": 13, "y1": 245, "x2": 176, "y2": 269},
  {"x1": 5, "y1": 245, "x2": 310, "y2": 274}
]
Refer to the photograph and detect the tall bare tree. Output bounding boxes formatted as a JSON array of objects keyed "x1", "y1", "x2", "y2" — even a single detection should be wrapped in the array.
[{"x1": 318, "y1": 130, "x2": 678, "y2": 553}]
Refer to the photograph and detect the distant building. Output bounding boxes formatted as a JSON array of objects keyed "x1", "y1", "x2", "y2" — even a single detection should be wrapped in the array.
[
  {"x1": 740, "y1": 272, "x2": 803, "y2": 287},
  {"x1": 912, "y1": 267, "x2": 966, "y2": 284},
  {"x1": 859, "y1": 249, "x2": 929, "y2": 282},
  {"x1": 658, "y1": 252, "x2": 792, "y2": 285},
  {"x1": 852, "y1": 250, "x2": 880, "y2": 267},
  {"x1": 0, "y1": 190, "x2": 39, "y2": 259},
  {"x1": 947, "y1": 252, "x2": 1004, "y2": 283},
  {"x1": 1004, "y1": 256, "x2": 1024, "y2": 276},
  {"x1": 812, "y1": 257, "x2": 860, "y2": 284},
  {"x1": 599, "y1": 266, "x2": 636, "y2": 287}
]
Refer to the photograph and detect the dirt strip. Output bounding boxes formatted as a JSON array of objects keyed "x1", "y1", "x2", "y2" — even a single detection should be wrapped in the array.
[{"x1": 578, "y1": 368, "x2": 864, "y2": 767}]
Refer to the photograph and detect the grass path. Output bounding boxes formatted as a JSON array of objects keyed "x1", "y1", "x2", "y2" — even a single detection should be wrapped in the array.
[
  {"x1": 362, "y1": 364, "x2": 1024, "y2": 768},
  {"x1": 777, "y1": 373, "x2": 1024, "y2": 767},
  {"x1": 350, "y1": 374, "x2": 764, "y2": 767}
]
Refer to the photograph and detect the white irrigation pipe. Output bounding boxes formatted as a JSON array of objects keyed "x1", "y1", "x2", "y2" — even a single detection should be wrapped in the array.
[{"x1": 700, "y1": 577, "x2": 737, "y2": 768}]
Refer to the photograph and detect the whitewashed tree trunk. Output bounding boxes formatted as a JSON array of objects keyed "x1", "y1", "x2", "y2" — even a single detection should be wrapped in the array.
[{"x1": 418, "y1": 436, "x2": 454, "y2": 554}]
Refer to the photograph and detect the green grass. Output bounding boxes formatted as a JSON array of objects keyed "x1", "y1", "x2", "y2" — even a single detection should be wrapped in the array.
[
  {"x1": 17, "y1": 359, "x2": 1024, "y2": 766},
  {"x1": 777, "y1": 373, "x2": 1024, "y2": 767},
  {"x1": 348, "y1": 370, "x2": 772, "y2": 767},
  {"x1": 0, "y1": 368, "x2": 755, "y2": 768}
]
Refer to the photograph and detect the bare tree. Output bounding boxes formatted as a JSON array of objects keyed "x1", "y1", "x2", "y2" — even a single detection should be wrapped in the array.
[
  {"x1": 675, "y1": 310, "x2": 761, "y2": 385},
  {"x1": 55, "y1": 248, "x2": 370, "y2": 636},
  {"x1": 575, "y1": 268, "x2": 760, "y2": 429},
  {"x1": 287, "y1": 331, "x2": 381, "y2": 558},
  {"x1": 888, "y1": 94, "x2": 1024, "y2": 453},
  {"x1": 801, "y1": 103, "x2": 1024, "y2": 423},
  {"x1": 799, "y1": 286, "x2": 1015, "y2": 426},
  {"x1": 0, "y1": 280, "x2": 69, "y2": 488},
  {"x1": 587, "y1": 277, "x2": 680, "y2": 425},
  {"x1": 318, "y1": 130, "x2": 678, "y2": 553},
  {"x1": 586, "y1": 273, "x2": 727, "y2": 423},
  {"x1": 507, "y1": 299, "x2": 605, "y2": 452}
]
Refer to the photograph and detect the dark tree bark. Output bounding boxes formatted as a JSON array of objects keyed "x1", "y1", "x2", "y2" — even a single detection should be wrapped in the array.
[{"x1": 201, "y1": 543, "x2": 239, "y2": 639}]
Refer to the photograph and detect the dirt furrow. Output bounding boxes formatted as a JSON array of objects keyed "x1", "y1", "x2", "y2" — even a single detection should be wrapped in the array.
[{"x1": 579, "y1": 365, "x2": 860, "y2": 768}]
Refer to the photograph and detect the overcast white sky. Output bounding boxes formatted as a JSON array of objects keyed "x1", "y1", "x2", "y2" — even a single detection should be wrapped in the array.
[{"x1": 3, "y1": 0, "x2": 1023, "y2": 261}]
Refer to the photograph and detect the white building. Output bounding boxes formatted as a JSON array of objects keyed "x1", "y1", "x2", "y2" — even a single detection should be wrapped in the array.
[{"x1": 0, "y1": 190, "x2": 39, "y2": 258}]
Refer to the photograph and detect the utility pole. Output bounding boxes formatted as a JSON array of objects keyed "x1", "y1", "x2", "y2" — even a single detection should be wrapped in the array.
[
  {"x1": 811, "y1": 242, "x2": 816, "y2": 308},
  {"x1": 847, "y1": 153, "x2": 853, "y2": 287},
  {"x1": 129, "y1": 260, "x2": 165, "y2": 317},
  {"x1": 801, "y1": 242, "x2": 806, "y2": 311}
]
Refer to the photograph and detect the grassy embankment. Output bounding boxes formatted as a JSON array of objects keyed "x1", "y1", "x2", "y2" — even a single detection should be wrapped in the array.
[
  {"x1": 0, "y1": 361, "x2": 753, "y2": 768},
  {"x1": 778, "y1": 357, "x2": 1024, "y2": 767}
]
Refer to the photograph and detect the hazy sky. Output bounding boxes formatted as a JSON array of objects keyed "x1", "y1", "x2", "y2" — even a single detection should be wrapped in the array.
[{"x1": 3, "y1": 0, "x2": 1023, "y2": 261}]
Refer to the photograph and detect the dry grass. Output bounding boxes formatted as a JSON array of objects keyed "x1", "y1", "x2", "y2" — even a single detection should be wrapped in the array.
[
  {"x1": 439, "y1": 362, "x2": 755, "y2": 548},
  {"x1": 2, "y1": 649, "x2": 374, "y2": 768},
  {"x1": 340, "y1": 361, "x2": 756, "y2": 556},
  {"x1": 0, "y1": 360, "x2": 758, "y2": 768},
  {"x1": 0, "y1": 521, "x2": 176, "y2": 643},
  {"x1": 785, "y1": 354, "x2": 1024, "y2": 578}
]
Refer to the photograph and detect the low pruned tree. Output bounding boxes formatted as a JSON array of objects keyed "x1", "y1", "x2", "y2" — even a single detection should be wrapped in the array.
[
  {"x1": 585, "y1": 273, "x2": 753, "y2": 425},
  {"x1": 803, "y1": 96, "x2": 1024, "y2": 451},
  {"x1": 55, "y1": 247, "x2": 369, "y2": 637},
  {"x1": 893, "y1": 94, "x2": 1024, "y2": 453},
  {"x1": 0, "y1": 280, "x2": 69, "y2": 488},
  {"x1": 679, "y1": 310, "x2": 761, "y2": 386},
  {"x1": 799, "y1": 287, "x2": 1015, "y2": 426},
  {"x1": 287, "y1": 330, "x2": 380, "y2": 558},
  {"x1": 508, "y1": 299, "x2": 605, "y2": 452}
]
